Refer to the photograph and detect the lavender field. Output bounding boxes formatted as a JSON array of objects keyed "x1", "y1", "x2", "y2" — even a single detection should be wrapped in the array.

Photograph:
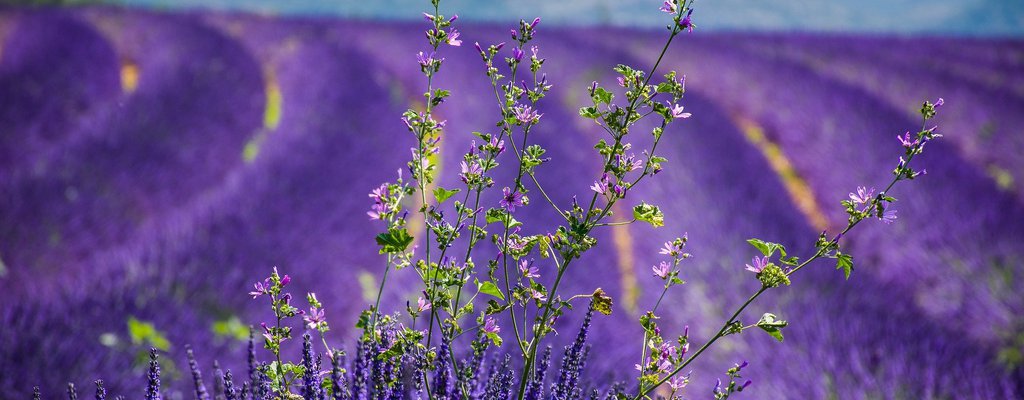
[{"x1": 1, "y1": 6, "x2": 1022, "y2": 399}]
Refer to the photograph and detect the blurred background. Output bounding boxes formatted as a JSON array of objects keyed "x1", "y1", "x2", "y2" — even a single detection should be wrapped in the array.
[{"x1": 1, "y1": 0, "x2": 1022, "y2": 398}]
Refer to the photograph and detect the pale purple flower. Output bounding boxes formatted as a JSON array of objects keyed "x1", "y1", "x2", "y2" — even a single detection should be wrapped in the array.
[
  {"x1": 530, "y1": 17, "x2": 541, "y2": 29},
  {"x1": 446, "y1": 29, "x2": 462, "y2": 46},
  {"x1": 482, "y1": 317, "x2": 500, "y2": 334},
  {"x1": 590, "y1": 174, "x2": 610, "y2": 195},
  {"x1": 303, "y1": 307, "x2": 325, "y2": 330},
  {"x1": 745, "y1": 256, "x2": 768, "y2": 274},
  {"x1": 499, "y1": 187, "x2": 524, "y2": 212},
  {"x1": 935, "y1": 97, "x2": 944, "y2": 107},
  {"x1": 488, "y1": 137, "x2": 506, "y2": 154},
  {"x1": 519, "y1": 259, "x2": 540, "y2": 279},
  {"x1": 512, "y1": 46, "x2": 525, "y2": 62},
  {"x1": 249, "y1": 281, "x2": 268, "y2": 298},
  {"x1": 881, "y1": 208, "x2": 897, "y2": 224},
  {"x1": 530, "y1": 45, "x2": 540, "y2": 59},
  {"x1": 668, "y1": 372, "x2": 691, "y2": 391},
  {"x1": 459, "y1": 161, "x2": 482, "y2": 184},
  {"x1": 897, "y1": 132, "x2": 919, "y2": 148},
  {"x1": 513, "y1": 104, "x2": 542, "y2": 124},
  {"x1": 652, "y1": 261, "x2": 671, "y2": 279},
  {"x1": 530, "y1": 289, "x2": 547, "y2": 302},
  {"x1": 448, "y1": 14, "x2": 458, "y2": 23},
  {"x1": 669, "y1": 102, "x2": 691, "y2": 119},
  {"x1": 416, "y1": 51, "x2": 432, "y2": 67},
  {"x1": 660, "y1": 1, "x2": 677, "y2": 14},
  {"x1": 473, "y1": 41, "x2": 483, "y2": 54},
  {"x1": 617, "y1": 76, "x2": 626, "y2": 87},
  {"x1": 422, "y1": 12, "x2": 435, "y2": 21},
  {"x1": 659, "y1": 241, "x2": 678, "y2": 256},
  {"x1": 849, "y1": 186, "x2": 875, "y2": 205},
  {"x1": 417, "y1": 297, "x2": 431, "y2": 312}
]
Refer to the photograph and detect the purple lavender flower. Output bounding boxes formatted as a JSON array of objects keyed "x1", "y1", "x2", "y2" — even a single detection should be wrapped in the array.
[
  {"x1": 652, "y1": 261, "x2": 671, "y2": 279},
  {"x1": 145, "y1": 349, "x2": 160, "y2": 400},
  {"x1": 92, "y1": 381, "x2": 106, "y2": 400},
  {"x1": 499, "y1": 187, "x2": 523, "y2": 213},
  {"x1": 68, "y1": 383, "x2": 78, "y2": 400},
  {"x1": 186, "y1": 346, "x2": 209, "y2": 400},
  {"x1": 222, "y1": 370, "x2": 237, "y2": 400},
  {"x1": 745, "y1": 256, "x2": 769, "y2": 274}
]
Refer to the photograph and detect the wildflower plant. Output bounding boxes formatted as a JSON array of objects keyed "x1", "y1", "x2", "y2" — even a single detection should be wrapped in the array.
[{"x1": 29, "y1": 0, "x2": 948, "y2": 399}]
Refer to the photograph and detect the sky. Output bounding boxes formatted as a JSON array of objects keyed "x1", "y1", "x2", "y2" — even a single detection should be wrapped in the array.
[{"x1": 107, "y1": 0, "x2": 1024, "y2": 37}]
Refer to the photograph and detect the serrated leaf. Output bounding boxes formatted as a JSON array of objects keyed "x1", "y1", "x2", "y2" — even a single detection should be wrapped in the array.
[
  {"x1": 836, "y1": 252, "x2": 854, "y2": 280},
  {"x1": 593, "y1": 87, "x2": 614, "y2": 105},
  {"x1": 484, "y1": 299, "x2": 509, "y2": 315},
  {"x1": 375, "y1": 228, "x2": 414, "y2": 254},
  {"x1": 747, "y1": 238, "x2": 786, "y2": 257},
  {"x1": 475, "y1": 278, "x2": 505, "y2": 301},
  {"x1": 632, "y1": 203, "x2": 665, "y2": 227},
  {"x1": 591, "y1": 288, "x2": 613, "y2": 315},
  {"x1": 433, "y1": 187, "x2": 461, "y2": 204},
  {"x1": 756, "y1": 313, "x2": 788, "y2": 342}
]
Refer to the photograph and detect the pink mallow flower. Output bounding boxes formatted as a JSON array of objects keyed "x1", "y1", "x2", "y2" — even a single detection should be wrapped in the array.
[
  {"x1": 303, "y1": 307, "x2": 325, "y2": 330},
  {"x1": 745, "y1": 256, "x2": 769, "y2": 274},
  {"x1": 653, "y1": 261, "x2": 671, "y2": 279},
  {"x1": 483, "y1": 317, "x2": 500, "y2": 334},
  {"x1": 848, "y1": 186, "x2": 875, "y2": 206}
]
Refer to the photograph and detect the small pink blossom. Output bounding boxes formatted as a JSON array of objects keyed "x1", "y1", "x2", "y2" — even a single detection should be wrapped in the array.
[
  {"x1": 745, "y1": 256, "x2": 769, "y2": 274},
  {"x1": 652, "y1": 261, "x2": 671, "y2": 279}
]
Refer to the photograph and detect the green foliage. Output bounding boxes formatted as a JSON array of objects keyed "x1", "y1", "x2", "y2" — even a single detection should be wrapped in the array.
[
  {"x1": 376, "y1": 228, "x2": 414, "y2": 254},
  {"x1": 633, "y1": 203, "x2": 665, "y2": 227}
]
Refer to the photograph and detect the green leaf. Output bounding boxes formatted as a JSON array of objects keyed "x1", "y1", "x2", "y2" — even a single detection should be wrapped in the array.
[
  {"x1": 579, "y1": 106, "x2": 600, "y2": 120},
  {"x1": 591, "y1": 288, "x2": 614, "y2": 315},
  {"x1": 632, "y1": 203, "x2": 665, "y2": 227},
  {"x1": 476, "y1": 278, "x2": 505, "y2": 301},
  {"x1": 432, "y1": 187, "x2": 461, "y2": 204},
  {"x1": 484, "y1": 299, "x2": 509, "y2": 315},
  {"x1": 375, "y1": 228, "x2": 414, "y2": 254},
  {"x1": 836, "y1": 252, "x2": 854, "y2": 280},
  {"x1": 756, "y1": 313, "x2": 788, "y2": 342},
  {"x1": 747, "y1": 238, "x2": 786, "y2": 257},
  {"x1": 593, "y1": 87, "x2": 614, "y2": 105}
]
